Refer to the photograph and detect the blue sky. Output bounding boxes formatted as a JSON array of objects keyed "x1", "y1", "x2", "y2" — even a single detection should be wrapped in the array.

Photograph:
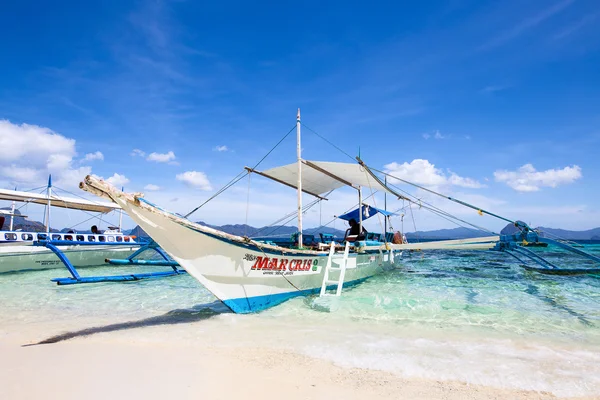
[{"x1": 1, "y1": 0, "x2": 599, "y2": 232}]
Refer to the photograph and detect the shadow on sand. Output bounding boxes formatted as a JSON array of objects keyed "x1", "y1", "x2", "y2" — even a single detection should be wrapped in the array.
[{"x1": 24, "y1": 301, "x2": 232, "y2": 346}]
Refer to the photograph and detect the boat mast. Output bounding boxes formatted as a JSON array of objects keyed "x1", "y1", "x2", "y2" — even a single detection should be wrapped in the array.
[
  {"x1": 9, "y1": 201, "x2": 15, "y2": 231},
  {"x1": 118, "y1": 186, "x2": 124, "y2": 232},
  {"x1": 9, "y1": 186, "x2": 16, "y2": 231},
  {"x1": 384, "y1": 176, "x2": 387, "y2": 233},
  {"x1": 296, "y1": 108, "x2": 303, "y2": 248},
  {"x1": 358, "y1": 186, "x2": 363, "y2": 236},
  {"x1": 45, "y1": 175, "x2": 52, "y2": 233}
]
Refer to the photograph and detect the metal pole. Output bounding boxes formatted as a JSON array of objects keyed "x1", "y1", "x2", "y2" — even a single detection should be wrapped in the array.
[
  {"x1": 296, "y1": 108, "x2": 303, "y2": 248},
  {"x1": 46, "y1": 175, "x2": 52, "y2": 233},
  {"x1": 9, "y1": 200, "x2": 15, "y2": 231},
  {"x1": 384, "y1": 176, "x2": 387, "y2": 233},
  {"x1": 118, "y1": 186, "x2": 124, "y2": 232},
  {"x1": 358, "y1": 186, "x2": 363, "y2": 237}
]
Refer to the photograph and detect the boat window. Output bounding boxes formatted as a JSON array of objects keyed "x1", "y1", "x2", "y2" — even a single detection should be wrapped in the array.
[
  {"x1": 4, "y1": 233, "x2": 17, "y2": 241},
  {"x1": 116, "y1": 236, "x2": 123, "y2": 242},
  {"x1": 64, "y1": 235, "x2": 73, "y2": 241},
  {"x1": 76, "y1": 235, "x2": 85, "y2": 241},
  {"x1": 37, "y1": 233, "x2": 47, "y2": 240},
  {"x1": 98, "y1": 236, "x2": 106, "y2": 242},
  {"x1": 107, "y1": 236, "x2": 115, "y2": 242},
  {"x1": 123, "y1": 236, "x2": 130, "y2": 242},
  {"x1": 52, "y1": 234, "x2": 62, "y2": 241},
  {"x1": 21, "y1": 233, "x2": 34, "y2": 241},
  {"x1": 88, "y1": 235, "x2": 96, "y2": 242}
]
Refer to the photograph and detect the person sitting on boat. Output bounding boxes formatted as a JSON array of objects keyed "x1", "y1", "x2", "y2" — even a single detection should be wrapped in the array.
[
  {"x1": 392, "y1": 231, "x2": 407, "y2": 244},
  {"x1": 91, "y1": 225, "x2": 101, "y2": 234},
  {"x1": 345, "y1": 218, "x2": 367, "y2": 242}
]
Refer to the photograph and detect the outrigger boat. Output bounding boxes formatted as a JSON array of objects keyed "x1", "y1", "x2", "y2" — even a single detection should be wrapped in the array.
[
  {"x1": 80, "y1": 110, "x2": 600, "y2": 313},
  {"x1": 0, "y1": 178, "x2": 142, "y2": 274}
]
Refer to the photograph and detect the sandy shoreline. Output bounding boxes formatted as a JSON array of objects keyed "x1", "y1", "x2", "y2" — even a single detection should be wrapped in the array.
[{"x1": 1, "y1": 336, "x2": 594, "y2": 400}]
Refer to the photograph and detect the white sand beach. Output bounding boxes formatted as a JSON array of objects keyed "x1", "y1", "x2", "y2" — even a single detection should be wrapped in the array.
[
  {"x1": 1, "y1": 338, "x2": 584, "y2": 400},
  {"x1": 1, "y1": 315, "x2": 598, "y2": 400}
]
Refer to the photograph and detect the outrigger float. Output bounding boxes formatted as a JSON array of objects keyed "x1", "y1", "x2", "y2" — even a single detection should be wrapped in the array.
[
  {"x1": 80, "y1": 110, "x2": 600, "y2": 313},
  {"x1": 50, "y1": 240, "x2": 186, "y2": 285}
]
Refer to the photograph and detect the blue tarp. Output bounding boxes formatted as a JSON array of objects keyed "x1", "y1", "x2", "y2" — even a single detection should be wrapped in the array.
[{"x1": 337, "y1": 205, "x2": 395, "y2": 222}]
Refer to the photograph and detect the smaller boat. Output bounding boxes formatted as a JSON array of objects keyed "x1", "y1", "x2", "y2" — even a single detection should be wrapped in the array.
[{"x1": 0, "y1": 178, "x2": 143, "y2": 274}]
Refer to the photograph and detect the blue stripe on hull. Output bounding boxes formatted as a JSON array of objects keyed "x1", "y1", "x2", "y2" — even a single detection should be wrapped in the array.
[{"x1": 222, "y1": 277, "x2": 368, "y2": 314}]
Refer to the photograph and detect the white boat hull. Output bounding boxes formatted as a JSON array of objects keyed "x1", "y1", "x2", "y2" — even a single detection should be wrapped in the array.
[
  {"x1": 110, "y1": 196, "x2": 398, "y2": 313},
  {"x1": 0, "y1": 244, "x2": 141, "y2": 274}
]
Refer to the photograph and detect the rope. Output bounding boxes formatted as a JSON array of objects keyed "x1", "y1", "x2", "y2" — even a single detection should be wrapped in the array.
[
  {"x1": 368, "y1": 165, "x2": 515, "y2": 225},
  {"x1": 252, "y1": 196, "x2": 326, "y2": 238},
  {"x1": 409, "y1": 202, "x2": 419, "y2": 242},
  {"x1": 301, "y1": 123, "x2": 356, "y2": 161},
  {"x1": 300, "y1": 191, "x2": 379, "y2": 237},
  {"x1": 184, "y1": 125, "x2": 297, "y2": 219},
  {"x1": 384, "y1": 180, "x2": 496, "y2": 234},
  {"x1": 363, "y1": 168, "x2": 386, "y2": 241}
]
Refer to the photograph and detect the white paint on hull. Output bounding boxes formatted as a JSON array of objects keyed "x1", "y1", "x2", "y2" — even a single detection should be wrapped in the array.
[{"x1": 114, "y1": 197, "x2": 398, "y2": 309}]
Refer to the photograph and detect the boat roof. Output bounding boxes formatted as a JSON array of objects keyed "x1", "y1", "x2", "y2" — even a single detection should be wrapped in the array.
[
  {"x1": 337, "y1": 204, "x2": 395, "y2": 221},
  {"x1": 250, "y1": 160, "x2": 398, "y2": 199},
  {"x1": 0, "y1": 188, "x2": 120, "y2": 213}
]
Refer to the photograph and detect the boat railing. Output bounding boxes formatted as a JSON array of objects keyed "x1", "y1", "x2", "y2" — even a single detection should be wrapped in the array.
[{"x1": 0, "y1": 230, "x2": 140, "y2": 244}]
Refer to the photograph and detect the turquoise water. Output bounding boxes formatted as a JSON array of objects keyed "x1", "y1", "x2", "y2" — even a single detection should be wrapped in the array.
[{"x1": 1, "y1": 247, "x2": 599, "y2": 396}]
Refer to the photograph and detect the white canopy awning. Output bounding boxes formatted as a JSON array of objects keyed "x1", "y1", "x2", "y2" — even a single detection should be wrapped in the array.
[
  {"x1": 253, "y1": 160, "x2": 397, "y2": 198},
  {"x1": 0, "y1": 188, "x2": 120, "y2": 213}
]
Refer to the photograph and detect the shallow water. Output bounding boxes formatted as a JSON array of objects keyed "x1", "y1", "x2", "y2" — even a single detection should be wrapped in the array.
[{"x1": 1, "y1": 246, "x2": 599, "y2": 397}]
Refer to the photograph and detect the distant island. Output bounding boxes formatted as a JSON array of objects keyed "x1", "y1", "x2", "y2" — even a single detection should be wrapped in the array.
[{"x1": 3, "y1": 207, "x2": 600, "y2": 240}]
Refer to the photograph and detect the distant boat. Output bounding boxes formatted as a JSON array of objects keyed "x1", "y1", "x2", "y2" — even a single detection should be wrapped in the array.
[{"x1": 0, "y1": 178, "x2": 143, "y2": 274}]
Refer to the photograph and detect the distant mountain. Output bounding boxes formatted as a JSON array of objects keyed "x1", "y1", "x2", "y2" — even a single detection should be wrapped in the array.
[
  {"x1": 0, "y1": 208, "x2": 53, "y2": 232},
  {"x1": 500, "y1": 222, "x2": 600, "y2": 240},
  {"x1": 405, "y1": 227, "x2": 490, "y2": 240},
  {"x1": 5, "y1": 208, "x2": 599, "y2": 242},
  {"x1": 537, "y1": 227, "x2": 600, "y2": 241},
  {"x1": 195, "y1": 221, "x2": 346, "y2": 238}
]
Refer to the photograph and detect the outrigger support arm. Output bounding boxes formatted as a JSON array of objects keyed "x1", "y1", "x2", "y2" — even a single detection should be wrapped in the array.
[{"x1": 493, "y1": 221, "x2": 600, "y2": 268}]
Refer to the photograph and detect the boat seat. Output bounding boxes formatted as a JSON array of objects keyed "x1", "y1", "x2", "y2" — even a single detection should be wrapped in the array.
[
  {"x1": 319, "y1": 233, "x2": 335, "y2": 244},
  {"x1": 366, "y1": 232, "x2": 382, "y2": 242}
]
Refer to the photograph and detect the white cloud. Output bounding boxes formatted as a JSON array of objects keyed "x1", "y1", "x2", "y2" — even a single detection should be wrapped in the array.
[
  {"x1": 448, "y1": 173, "x2": 485, "y2": 189},
  {"x1": 106, "y1": 173, "x2": 130, "y2": 188},
  {"x1": 131, "y1": 149, "x2": 146, "y2": 157},
  {"x1": 422, "y1": 130, "x2": 445, "y2": 140},
  {"x1": 176, "y1": 171, "x2": 212, "y2": 190},
  {"x1": 0, "y1": 120, "x2": 92, "y2": 188},
  {"x1": 0, "y1": 165, "x2": 41, "y2": 184},
  {"x1": 147, "y1": 151, "x2": 176, "y2": 163},
  {"x1": 214, "y1": 145, "x2": 228, "y2": 152},
  {"x1": 494, "y1": 164, "x2": 582, "y2": 192},
  {"x1": 383, "y1": 159, "x2": 485, "y2": 189},
  {"x1": 83, "y1": 151, "x2": 104, "y2": 161},
  {"x1": 144, "y1": 184, "x2": 160, "y2": 191}
]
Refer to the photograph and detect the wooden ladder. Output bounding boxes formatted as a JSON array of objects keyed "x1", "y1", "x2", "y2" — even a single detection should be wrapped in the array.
[{"x1": 319, "y1": 241, "x2": 350, "y2": 297}]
